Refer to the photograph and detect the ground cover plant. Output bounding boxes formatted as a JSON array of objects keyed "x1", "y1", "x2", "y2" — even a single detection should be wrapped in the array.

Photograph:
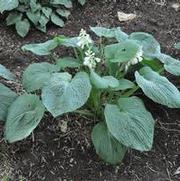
[
  {"x1": 0, "y1": 27, "x2": 180, "y2": 165},
  {"x1": 0, "y1": 0, "x2": 86, "y2": 37}
]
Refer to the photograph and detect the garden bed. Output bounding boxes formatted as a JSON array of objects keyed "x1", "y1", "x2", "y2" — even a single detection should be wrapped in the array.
[{"x1": 0, "y1": 0, "x2": 180, "y2": 180}]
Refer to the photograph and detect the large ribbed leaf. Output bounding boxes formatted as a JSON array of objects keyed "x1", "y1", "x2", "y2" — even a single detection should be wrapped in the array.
[
  {"x1": 0, "y1": 83, "x2": 17, "y2": 121},
  {"x1": 22, "y1": 40, "x2": 58, "y2": 55},
  {"x1": 6, "y1": 12, "x2": 22, "y2": 25},
  {"x1": 5, "y1": 94, "x2": 45, "y2": 143},
  {"x1": 90, "y1": 27, "x2": 128, "y2": 42},
  {"x1": 50, "y1": 0, "x2": 72, "y2": 8},
  {"x1": 104, "y1": 40, "x2": 141, "y2": 63},
  {"x1": 135, "y1": 67, "x2": 180, "y2": 107},
  {"x1": 105, "y1": 96, "x2": 155, "y2": 151},
  {"x1": 90, "y1": 70, "x2": 134, "y2": 90},
  {"x1": 22, "y1": 62, "x2": 59, "y2": 92},
  {"x1": 0, "y1": 0, "x2": 19, "y2": 13},
  {"x1": 129, "y1": 32, "x2": 160, "y2": 59},
  {"x1": 51, "y1": 12, "x2": 64, "y2": 27},
  {"x1": 0, "y1": 64, "x2": 15, "y2": 80},
  {"x1": 15, "y1": 19, "x2": 30, "y2": 37},
  {"x1": 56, "y1": 57, "x2": 81, "y2": 70},
  {"x1": 157, "y1": 54, "x2": 180, "y2": 76},
  {"x1": 42, "y1": 72, "x2": 92, "y2": 117},
  {"x1": 175, "y1": 42, "x2": 180, "y2": 50},
  {"x1": 55, "y1": 36, "x2": 80, "y2": 47},
  {"x1": 90, "y1": 70, "x2": 119, "y2": 89},
  {"x1": 92, "y1": 122, "x2": 127, "y2": 164}
]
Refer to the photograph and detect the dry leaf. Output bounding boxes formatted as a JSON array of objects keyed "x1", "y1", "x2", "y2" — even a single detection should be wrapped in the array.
[
  {"x1": 171, "y1": 3, "x2": 180, "y2": 11},
  {"x1": 117, "y1": 11, "x2": 137, "y2": 22}
]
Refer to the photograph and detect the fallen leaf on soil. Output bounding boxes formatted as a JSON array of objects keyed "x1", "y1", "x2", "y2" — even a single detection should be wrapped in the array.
[
  {"x1": 171, "y1": 3, "x2": 180, "y2": 11},
  {"x1": 117, "y1": 11, "x2": 137, "y2": 22}
]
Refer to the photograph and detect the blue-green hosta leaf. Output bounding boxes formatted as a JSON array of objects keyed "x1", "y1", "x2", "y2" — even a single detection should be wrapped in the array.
[
  {"x1": 22, "y1": 40, "x2": 58, "y2": 55},
  {"x1": 104, "y1": 40, "x2": 141, "y2": 63},
  {"x1": 78, "y1": 0, "x2": 86, "y2": 5},
  {"x1": 42, "y1": 7, "x2": 52, "y2": 18},
  {"x1": 42, "y1": 72, "x2": 92, "y2": 117},
  {"x1": 135, "y1": 67, "x2": 180, "y2": 108},
  {"x1": 0, "y1": 64, "x2": 15, "y2": 80},
  {"x1": 175, "y1": 42, "x2": 180, "y2": 50},
  {"x1": 0, "y1": 83, "x2": 17, "y2": 122},
  {"x1": 5, "y1": 94, "x2": 45, "y2": 143},
  {"x1": 55, "y1": 36, "x2": 80, "y2": 47},
  {"x1": 23, "y1": 62, "x2": 59, "y2": 92},
  {"x1": 15, "y1": 19, "x2": 30, "y2": 37},
  {"x1": 157, "y1": 54, "x2": 180, "y2": 76},
  {"x1": 90, "y1": 27, "x2": 128, "y2": 42},
  {"x1": 90, "y1": 70, "x2": 119, "y2": 89},
  {"x1": 56, "y1": 57, "x2": 81, "y2": 70},
  {"x1": 6, "y1": 12, "x2": 22, "y2": 25},
  {"x1": 90, "y1": 70, "x2": 134, "y2": 90},
  {"x1": 38, "y1": 14, "x2": 49, "y2": 28},
  {"x1": 115, "y1": 79, "x2": 135, "y2": 91},
  {"x1": 50, "y1": 0, "x2": 72, "y2": 8},
  {"x1": 105, "y1": 96, "x2": 155, "y2": 151},
  {"x1": 0, "y1": 0, "x2": 19, "y2": 13},
  {"x1": 30, "y1": 0, "x2": 41, "y2": 12},
  {"x1": 129, "y1": 32, "x2": 161, "y2": 59},
  {"x1": 92, "y1": 122, "x2": 127, "y2": 164},
  {"x1": 26, "y1": 10, "x2": 41, "y2": 25},
  {"x1": 51, "y1": 12, "x2": 64, "y2": 27},
  {"x1": 56, "y1": 9, "x2": 71, "y2": 18}
]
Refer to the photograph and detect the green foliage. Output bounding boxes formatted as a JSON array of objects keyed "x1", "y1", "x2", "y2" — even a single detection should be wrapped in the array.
[
  {"x1": 1, "y1": 27, "x2": 180, "y2": 165},
  {"x1": 22, "y1": 62, "x2": 59, "y2": 92},
  {"x1": 41, "y1": 72, "x2": 92, "y2": 117},
  {"x1": 0, "y1": 0, "x2": 19, "y2": 12},
  {"x1": 90, "y1": 26, "x2": 128, "y2": 41},
  {"x1": 104, "y1": 40, "x2": 141, "y2": 63},
  {"x1": 5, "y1": 94, "x2": 45, "y2": 143},
  {"x1": 0, "y1": 64, "x2": 16, "y2": 80},
  {"x1": 135, "y1": 67, "x2": 180, "y2": 108},
  {"x1": 90, "y1": 70, "x2": 134, "y2": 90},
  {"x1": 0, "y1": 84, "x2": 17, "y2": 121},
  {"x1": 0, "y1": 0, "x2": 86, "y2": 37},
  {"x1": 56, "y1": 57, "x2": 81, "y2": 70},
  {"x1": 129, "y1": 32, "x2": 161, "y2": 59},
  {"x1": 175, "y1": 42, "x2": 180, "y2": 50},
  {"x1": 92, "y1": 122, "x2": 127, "y2": 164},
  {"x1": 105, "y1": 97, "x2": 155, "y2": 151},
  {"x1": 157, "y1": 53, "x2": 180, "y2": 76}
]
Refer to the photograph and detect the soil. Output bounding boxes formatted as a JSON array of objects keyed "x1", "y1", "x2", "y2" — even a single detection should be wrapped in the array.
[{"x1": 0, "y1": 0, "x2": 180, "y2": 180}]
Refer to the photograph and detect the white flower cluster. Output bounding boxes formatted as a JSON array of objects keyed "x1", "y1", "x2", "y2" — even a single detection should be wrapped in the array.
[
  {"x1": 125, "y1": 46, "x2": 143, "y2": 71},
  {"x1": 83, "y1": 49, "x2": 101, "y2": 69},
  {"x1": 77, "y1": 29, "x2": 101, "y2": 69},
  {"x1": 77, "y1": 29, "x2": 93, "y2": 49}
]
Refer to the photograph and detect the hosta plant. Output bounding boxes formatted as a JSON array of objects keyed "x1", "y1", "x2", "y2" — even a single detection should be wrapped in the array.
[
  {"x1": 175, "y1": 42, "x2": 180, "y2": 50},
  {"x1": 1, "y1": 27, "x2": 180, "y2": 165},
  {"x1": 0, "y1": 0, "x2": 86, "y2": 37}
]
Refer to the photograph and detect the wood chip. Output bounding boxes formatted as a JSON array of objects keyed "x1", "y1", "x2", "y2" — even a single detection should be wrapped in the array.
[
  {"x1": 59, "y1": 120, "x2": 68, "y2": 133},
  {"x1": 117, "y1": 11, "x2": 137, "y2": 22}
]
